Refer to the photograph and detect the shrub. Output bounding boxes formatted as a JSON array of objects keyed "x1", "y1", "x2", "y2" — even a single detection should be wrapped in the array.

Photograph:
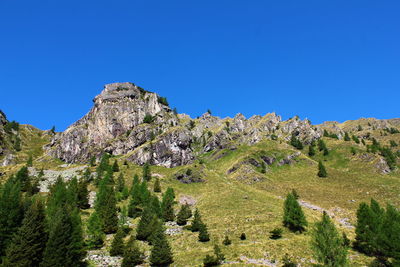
[{"x1": 269, "y1": 227, "x2": 283, "y2": 239}]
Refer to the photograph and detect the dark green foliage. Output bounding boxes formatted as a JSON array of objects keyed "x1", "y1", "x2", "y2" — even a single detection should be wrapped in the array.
[
  {"x1": 308, "y1": 145, "x2": 316, "y2": 156},
  {"x1": 203, "y1": 245, "x2": 225, "y2": 266},
  {"x1": 222, "y1": 235, "x2": 232, "y2": 245},
  {"x1": 342, "y1": 232, "x2": 351, "y2": 247},
  {"x1": 117, "y1": 173, "x2": 125, "y2": 192},
  {"x1": 351, "y1": 147, "x2": 357, "y2": 155},
  {"x1": 379, "y1": 204, "x2": 400, "y2": 260},
  {"x1": 161, "y1": 187, "x2": 176, "y2": 222},
  {"x1": 290, "y1": 134, "x2": 303, "y2": 150},
  {"x1": 318, "y1": 139, "x2": 327, "y2": 151},
  {"x1": 173, "y1": 107, "x2": 178, "y2": 115},
  {"x1": 150, "y1": 195, "x2": 162, "y2": 218},
  {"x1": 136, "y1": 207, "x2": 158, "y2": 241},
  {"x1": 41, "y1": 208, "x2": 85, "y2": 267},
  {"x1": 86, "y1": 211, "x2": 104, "y2": 249},
  {"x1": 390, "y1": 140, "x2": 398, "y2": 147},
  {"x1": 96, "y1": 153, "x2": 110, "y2": 182},
  {"x1": 323, "y1": 130, "x2": 339, "y2": 139},
  {"x1": 189, "y1": 120, "x2": 195, "y2": 130},
  {"x1": 291, "y1": 189, "x2": 300, "y2": 199},
  {"x1": 4, "y1": 120, "x2": 20, "y2": 133},
  {"x1": 121, "y1": 235, "x2": 145, "y2": 267},
  {"x1": 95, "y1": 175, "x2": 118, "y2": 234},
  {"x1": 269, "y1": 227, "x2": 283, "y2": 239},
  {"x1": 352, "y1": 135, "x2": 360, "y2": 144},
  {"x1": 380, "y1": 147, "x2": 397, "y2": 170},
  {"x1": 158, "y1": 96, "x2": 169, "y2": 106},
  {"x1": 46, "y1": 177, "x2": 75, "y2": 227},
  {"x1": 154, "y1": 177, "x2": 161, "y2": 192},
  {"x1": 198, "y1": 222, "x2": 210, "y2": 242},
  {"x1": 3, "y1": 198, "x2": 47, "y2": 267},
  {"x1": 323, "y1": 147, "x2": 329, "y2": 156},
  {"x1": 191, "y1": 208, "x2": 203, "y2": 232},
  {"x1": 112, "y1": 160, "x2": 119, "y2": 172},
  {"x1": 15, "y1": 166, "x2": 32, "y2": 192},
  {"x1": 50, "y1": 126, "x2": 56, "y2": 134},
  {"x1": 283, "y1": 192, "x2": 307, "y2": 233},
  {"x1": 0, "y1": 177, "x2": 23, "y2": 257},
  {"x1": 240, "y1": 233, "x2": 247, "y2": 240},
  {"x1": 143, "y1": 113, "x2": 155, "y2": 123},
  {"x1": 77, "y1": 179, "x2": 89, "y2": 209},
  {"x1": 318, "y1": 161, "x2": 328, "y2": 177},
  {"x1": 27, "y1": 155, "x2": 33, "y2": 167},
  {"x1": 358, "y1": 125, "x2": 363, "y2": 131},
  {"x1": 110, "y1": 228, "x2": 125, "y2": 256},
  {"x1": 149, "y1": 222, "x2": 174, "y2": 266},
  {"x1": 344, "y1": 132, "x2": 351, "y2": 141},
  {"x1": 369, "y1": 257, "x2": 393, "y2": 267},
  {"x1": 176, "y1": 204, "x2": 192, "y2": 226},
  {"x1": 143, "y1": 162, "x2": 151, "y2": 181},
  {"x1": 311, "y1": 211, "x2": 348, "y2": 267},
  {"x1": 82, "y1": 168, "x2": 92, "y2": 182},
  {"x1": 385, "y1": 127, "x2": 400, "y2": 134}
]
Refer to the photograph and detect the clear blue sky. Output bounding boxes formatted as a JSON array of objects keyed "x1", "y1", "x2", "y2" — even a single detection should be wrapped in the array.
[{"x1": 1, "y1": 1, "x2": 399, "y2": 131}]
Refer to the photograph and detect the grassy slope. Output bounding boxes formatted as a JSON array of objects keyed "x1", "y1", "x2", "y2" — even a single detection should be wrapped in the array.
[{"x1": 1, "y1": 128, "x2": 399, "y2": 266}]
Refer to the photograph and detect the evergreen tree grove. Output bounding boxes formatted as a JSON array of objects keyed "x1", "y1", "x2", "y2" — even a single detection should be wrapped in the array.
[
  {"x1": 3, "y1": 198, "x2": 47, "y2": 267},
  {"x1": 318, "y1": 161, "x2": 328, "y2": 178},
  {"x1": 121, "y1": 235, "x2": 144, "y2": 267},
  {"x1": 95, "y1": 176, "x2": 118, "y2": 234},
  {"x1": 86, "y1": 211, "x2": 105, "y2": 249},
  {"x1": 149, "y1": 223, "x2": 174, "y2": 266}
]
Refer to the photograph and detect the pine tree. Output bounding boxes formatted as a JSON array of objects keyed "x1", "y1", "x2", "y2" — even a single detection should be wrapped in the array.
[
  {"x1": 191, "y1": 208, "x2": 203, "y2": 232},
  {"x1": 15, "y1": 166, "x2": 32, "y2": 192},
  {"x1": 154, "y1": 177, "x2": 162, "y2": 192},
  {"x1": 95, "y1": 176, "x2": 118, "y2": 234},
  {"x1": 121, "y1": 235, "x2": 144, "y2": 267},
  {"x1": 344, "y1": 132, "x2": 351, "y2": 141},
  {"x1": 69, "y1": 208, "x2": 86, "y2": 264},
  {"x1": 96, "y1": 153, "x2": 110, "y2": 182},
  {"x1": 41, "y1": 208, "x2": 85, "y2": 267},
  {"x1": 117, "y1": 173, "x2": 125, "y2": 192},
  {"x1": 203, "y1": 245, "x2": 225, "y2": 266},
  {"x1": 112, "y1": 160, "x2": 119, "y2": 172},
  {"x1": 150, "y1": 195, "x2": 162, "y2": 218},
  {"x1": 308, "y1": 145, "x2": 316, "y2": 156},
  {"x1": 77, "y1": 179, "x2": 90, "y2": 209},
  {"x1": 283, "y1": 192, "x2": 307, "y2": 233},
  {"x1": 177, "y1": 204, "x2": 192, "y2": 226},
  {"x1": 240, "y1": 233, "x2": 247, "y2": 240},
  {"x1": 318, "y1": 161, "x2": 328, "y2": 177},
  {"x1": 269, "y1": 227, "x2": 283, "y2": 239},
  {"x1": 86, "y1": 212, "x2": 105, "y2": 249},
  {"x1": 0, "y1": 176, "x2": 23, "y2": 257},
  {"x1": 136, "y1": 207, "x2": 158, "y2": 241},
  {"x1": 311, "y1": 211, "x2": 348, "y2": 267},
  {"x1": 143, "y1": 162, "x2": 151, "y2": 181},
  {"x1": 110, "y1": 227, "x2": 125, "y2": 256},
  {"x1": 379, "y1": 203, "x2": 400, "y2": 260},
  {"x1": 318, "y1": 139, "x2": 327, "y2": 151},
  {"x1": 3, "y1": 198, "x2": 47, "y2": 267},
  {"x1": 150, "y1": 223, "x2": 174, "y2": 266},
  {"x1": 161, "y1": 187, "x2": 176, "y2": 222},
  {"x1": 199, "y1": 223, "x2": 210, "y2": 242},
  {"x1": 261, "y1": 161, "x2": 267, "y2": 173}
]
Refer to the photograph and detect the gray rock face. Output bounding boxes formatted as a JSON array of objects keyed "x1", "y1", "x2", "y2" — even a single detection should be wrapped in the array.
[{"x1": 46, "y1": 82, "x2": 182, "y2": 166}]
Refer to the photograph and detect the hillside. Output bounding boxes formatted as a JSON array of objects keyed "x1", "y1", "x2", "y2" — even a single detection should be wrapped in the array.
[{"x1": 0, "y1": 82, "x2": 399, "y2": 266}]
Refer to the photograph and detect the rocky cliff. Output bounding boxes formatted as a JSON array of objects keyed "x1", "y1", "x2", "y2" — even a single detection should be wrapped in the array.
[{"x1": 46, "y1": 82, "x2": 399, "y2": 168}]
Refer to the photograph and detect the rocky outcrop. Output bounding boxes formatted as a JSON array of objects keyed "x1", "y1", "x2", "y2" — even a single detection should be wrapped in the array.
[{"x1": 46, "y1": 82, "x2": 182, "y2": 166}]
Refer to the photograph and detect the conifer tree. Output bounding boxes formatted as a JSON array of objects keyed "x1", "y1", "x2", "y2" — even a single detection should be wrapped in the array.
[
  {"x1": 96, "y1": 153, "x2": 110, "y2": 182},
  {"x1": 311, "y1": 211, "x2": 348, "y2": 267},
  {"x1": 121, "y1": 235, "x2": 144, "y2": 267},
  {"x1": 199, "y1": 222, "x2": 210, "y2": 242},
  {"x1": 136, "y1": 207, "x2": 158, "y2": 241},
  {"x1": 15, "y1": 166, "x2": 32, "y2": 192},
  {"x1": 283, "y1": 192, "x2": 307, "y2": 233},
  {"x1": 110, "y1": 227, "x2": 125, "y2": 256},
  {"x1": 117, "y1": 173, "x2": 125, "y2": 192},
  {"x1": 77, "y1": 179, "x2": 90, "y2": 209},
  {"x1": 318, "y1": 161, "x2": 328, "y2": 177},
  {"x1": 177, "y1": 204, "x2": 192, "y2": 226},
  {"x1": 223, "y1": 235, "x2": 232, "y2": 245},
  {"x1": 0, "y1": 176, "x2": 23, "y2": 257},
  {"x1": 154, "y1": 177, "x2": 162, "y2": 193},
  {"x1": 143, "y1": 162, "x2": 151, "y2": 181},
  {"x1": 150, "y1": 223, "x2": 174, "y2": 266},
  {"x1": 323, "y1": 147, "x2": 329, "y2": 156},
  {"x1": 95, "y1": 175, "x2": 118, "y2": 234},
  {"x1": 203, "y1": 244, "x2": 225, "y2": 266},
  {"x1": 344, "y1": 132, "x2": 351, "y2": 141},
  {"x1": 161, "y1": 187, "x2": 176, "y2": 222},
  {"x1": 69, "y1": 208, "x2": 86, "y2": 263},
  {"x1": 240, "y1": 233, "x2": 247, "y2": 240},
  {"x1": 191, "y1": 208, "x2": 203, "y2": 232},
  {"x1": 3, "y1": 198, "x2": 47, "y2": 267},
  {"x1": 41, "y1": 208, "x2": 85, "y2": 267},
  {"x1": 261, "y1": 161, "x2": 267, "y2": 173},
  {"x1": 150, "y1": 195, "x2": 162, "y2": 218},
  {"x1": 128, "y1": 179, "x2": 143, "y2": 218},
  {"x1": 379, "y1": 203, "x2": 400, "y2": 260},
  {"x1": 112, "y1": 160, "x2": 119, "y2": 172},
  {"x1": 86, "y1": 211, "x2": 104, "y2": 249},
  {"x1": 318, "y1": 139, "x2": 327, "y2": 151},
  {"x1": 308, "y1": 145, "x2": 316, "y2": 156}
]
